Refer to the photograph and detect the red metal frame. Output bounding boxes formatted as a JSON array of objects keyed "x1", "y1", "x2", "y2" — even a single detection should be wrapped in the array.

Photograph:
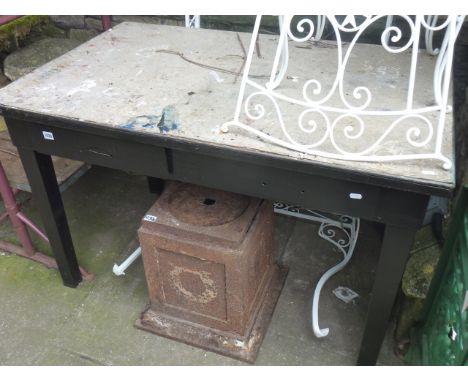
[
  {"x1": 0, "y1": 161, "x2": 93, "y2": 279},
  {"x1": 0, "y1": 16, "x2": 22, "y2": 25},
  {"x1": 101, "y1": 16, "x2": 112, "y2": 31}
]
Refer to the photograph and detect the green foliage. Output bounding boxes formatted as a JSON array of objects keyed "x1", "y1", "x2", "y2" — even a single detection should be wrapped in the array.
[{"x1": 0, "y1": 16, "x2": 49, "y2": 51}]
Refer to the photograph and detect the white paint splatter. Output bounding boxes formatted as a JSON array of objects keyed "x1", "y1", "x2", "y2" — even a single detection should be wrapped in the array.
[
  {"x1": 209, "y1": 71, "x2": 224, "y2": 83},
  {"x1": 67, "y1": 80, "x2": 96, "y2": 96},
  {"x1": 35, "y1": 84, "x2": 56, "y2": 92},
  {"x1": 102, "y1": 87, "x2": 120, "y2": 97},
  {"x1": 376, "y1": 66, "x2": 388, "y2": 75},
  {"x1": 422, "y1": 170, "x2": 436, "y2": 175},
  {"x1": 136, "y1": 48, "x2": 155, "y2": 57},
  {"x1": 135, "y1": 69, "x2": 143, "y2": 77}
]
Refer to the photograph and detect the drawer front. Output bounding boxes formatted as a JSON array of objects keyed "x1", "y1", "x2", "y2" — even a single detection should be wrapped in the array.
[
  {"x1": 11, "y1": 121, "x2": 169, "y2": 179},
  {"x1": 169, "y1": 149, "x2": 428, "y2": 226}
]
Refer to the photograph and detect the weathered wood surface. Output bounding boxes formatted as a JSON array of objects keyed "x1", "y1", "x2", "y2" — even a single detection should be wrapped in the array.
[{"x1": 0, "y1": 22, "x2": 455, "y2": 188}]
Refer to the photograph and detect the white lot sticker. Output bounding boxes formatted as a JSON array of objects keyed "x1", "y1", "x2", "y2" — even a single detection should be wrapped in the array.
[
  {"x1": 143, "y1": 214, "x2": 157, "y2": 222},
  {"x1": 349, "y1": 193, "x2": 363, "y2": 200},
  {"x1": 42, "y1": 131, "x2": 54, "y2": 140}
]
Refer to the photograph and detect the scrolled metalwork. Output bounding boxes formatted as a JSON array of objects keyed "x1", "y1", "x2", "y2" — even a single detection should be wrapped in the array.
[
  {"x1": 314, "y1": 216, "x2": 360, "y2": 337},
  {"x1": 185, "y1": 15, "x2": 200, "y2": 29},
  {"x1": 379, "y1": 15, "x2": 417, "y2": 54},
  {"x1": 223, "y1": 14, "x2": 465, "y2": 170},
  {"x1": 244, "y1": 91, "x2": 332, "y2": 149},
  {"x1": 337, "y1": 15, "x2": 370, "y2": 32},
  {"x1": 329, "y1": 113, "x2": 434, "y2": 156},
  {"x1": 421, "y1": 15, "x2": 452, "y2": 32},
  {"x1": 302, "y1": 79, "x2": 324, "y2": 103},
  {"x1": 404, "y1": 115, "x2": 434, "y2": 148},
  {"x1": 273, "y1": 202, "x2": 360, "y2": 337},
  {"x1": 319, "y1": 222, "x2": 351, "y2": 247},
  {"x1": 287, "y1": 17, "x2": 316, "y2": 42}
]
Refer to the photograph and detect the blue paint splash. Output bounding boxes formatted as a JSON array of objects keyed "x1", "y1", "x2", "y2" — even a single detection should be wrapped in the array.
[
  {"x1": 119, "y1": 105, "x2": 179, "y2": 133},
  {"x1": 157, "y1": 105, "x2": 179, "y2": 133},
  {"x1": 119, "y1": 114, "x2": 160, "y2": 130}
]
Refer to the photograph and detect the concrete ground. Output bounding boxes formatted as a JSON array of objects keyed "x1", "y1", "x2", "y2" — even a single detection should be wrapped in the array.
[{"x1": 0, "y1": 165, "x2": 403, "y2": 366}]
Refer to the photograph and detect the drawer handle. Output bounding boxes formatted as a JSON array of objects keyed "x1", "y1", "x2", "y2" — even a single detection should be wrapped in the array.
[{"x1": 87, "y1": 149, "x2": 112, "y2": 158}]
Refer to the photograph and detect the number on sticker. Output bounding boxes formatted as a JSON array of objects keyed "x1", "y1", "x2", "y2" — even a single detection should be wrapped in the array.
[
  {"x1": 42, "y1": 131, "x2": 54, "y2": 141},
  {"x1": 143, "y1": 214, "x2": 157, "y2": 222}
]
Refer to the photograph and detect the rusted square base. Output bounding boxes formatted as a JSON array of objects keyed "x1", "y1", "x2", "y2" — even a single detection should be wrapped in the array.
[{"x1": 135, "y1": 264, "x2": 288, "y2": 364}]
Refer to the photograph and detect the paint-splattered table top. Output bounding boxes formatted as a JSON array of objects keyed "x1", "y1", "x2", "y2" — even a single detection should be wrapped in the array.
[{"x1": 0, "y1": 22, "x2": 455, "y2": 189}]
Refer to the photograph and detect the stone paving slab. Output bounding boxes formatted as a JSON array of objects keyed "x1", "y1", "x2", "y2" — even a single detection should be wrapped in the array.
[{"x1": 3, "y1": 37, "x2": 84, "y2": 81}]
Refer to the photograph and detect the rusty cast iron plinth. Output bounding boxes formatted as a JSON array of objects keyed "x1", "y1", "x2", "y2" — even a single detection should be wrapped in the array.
[{"x1": 135, "y1": 182, "x2": 288, "y2": 363}]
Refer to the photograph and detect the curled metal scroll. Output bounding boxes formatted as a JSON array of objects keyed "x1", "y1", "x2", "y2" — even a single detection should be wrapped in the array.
[
  {"x1": 223, "y1": 15, "x2": 465, "y2": 170},
  {"x1": 274, "y1": 202, "x2": 360, "y2": 338}
]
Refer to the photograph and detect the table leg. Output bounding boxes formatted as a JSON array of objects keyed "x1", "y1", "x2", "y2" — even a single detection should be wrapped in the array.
[
  {"x1": 147, "y1": 176, "x2": 165, "y2": 194},
  {"x1": 357, "y1": 223, "x2": 417, "y2": 365},
  {"x1": 16, "y1": 148, "x2": 82, "y2": 287}
]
